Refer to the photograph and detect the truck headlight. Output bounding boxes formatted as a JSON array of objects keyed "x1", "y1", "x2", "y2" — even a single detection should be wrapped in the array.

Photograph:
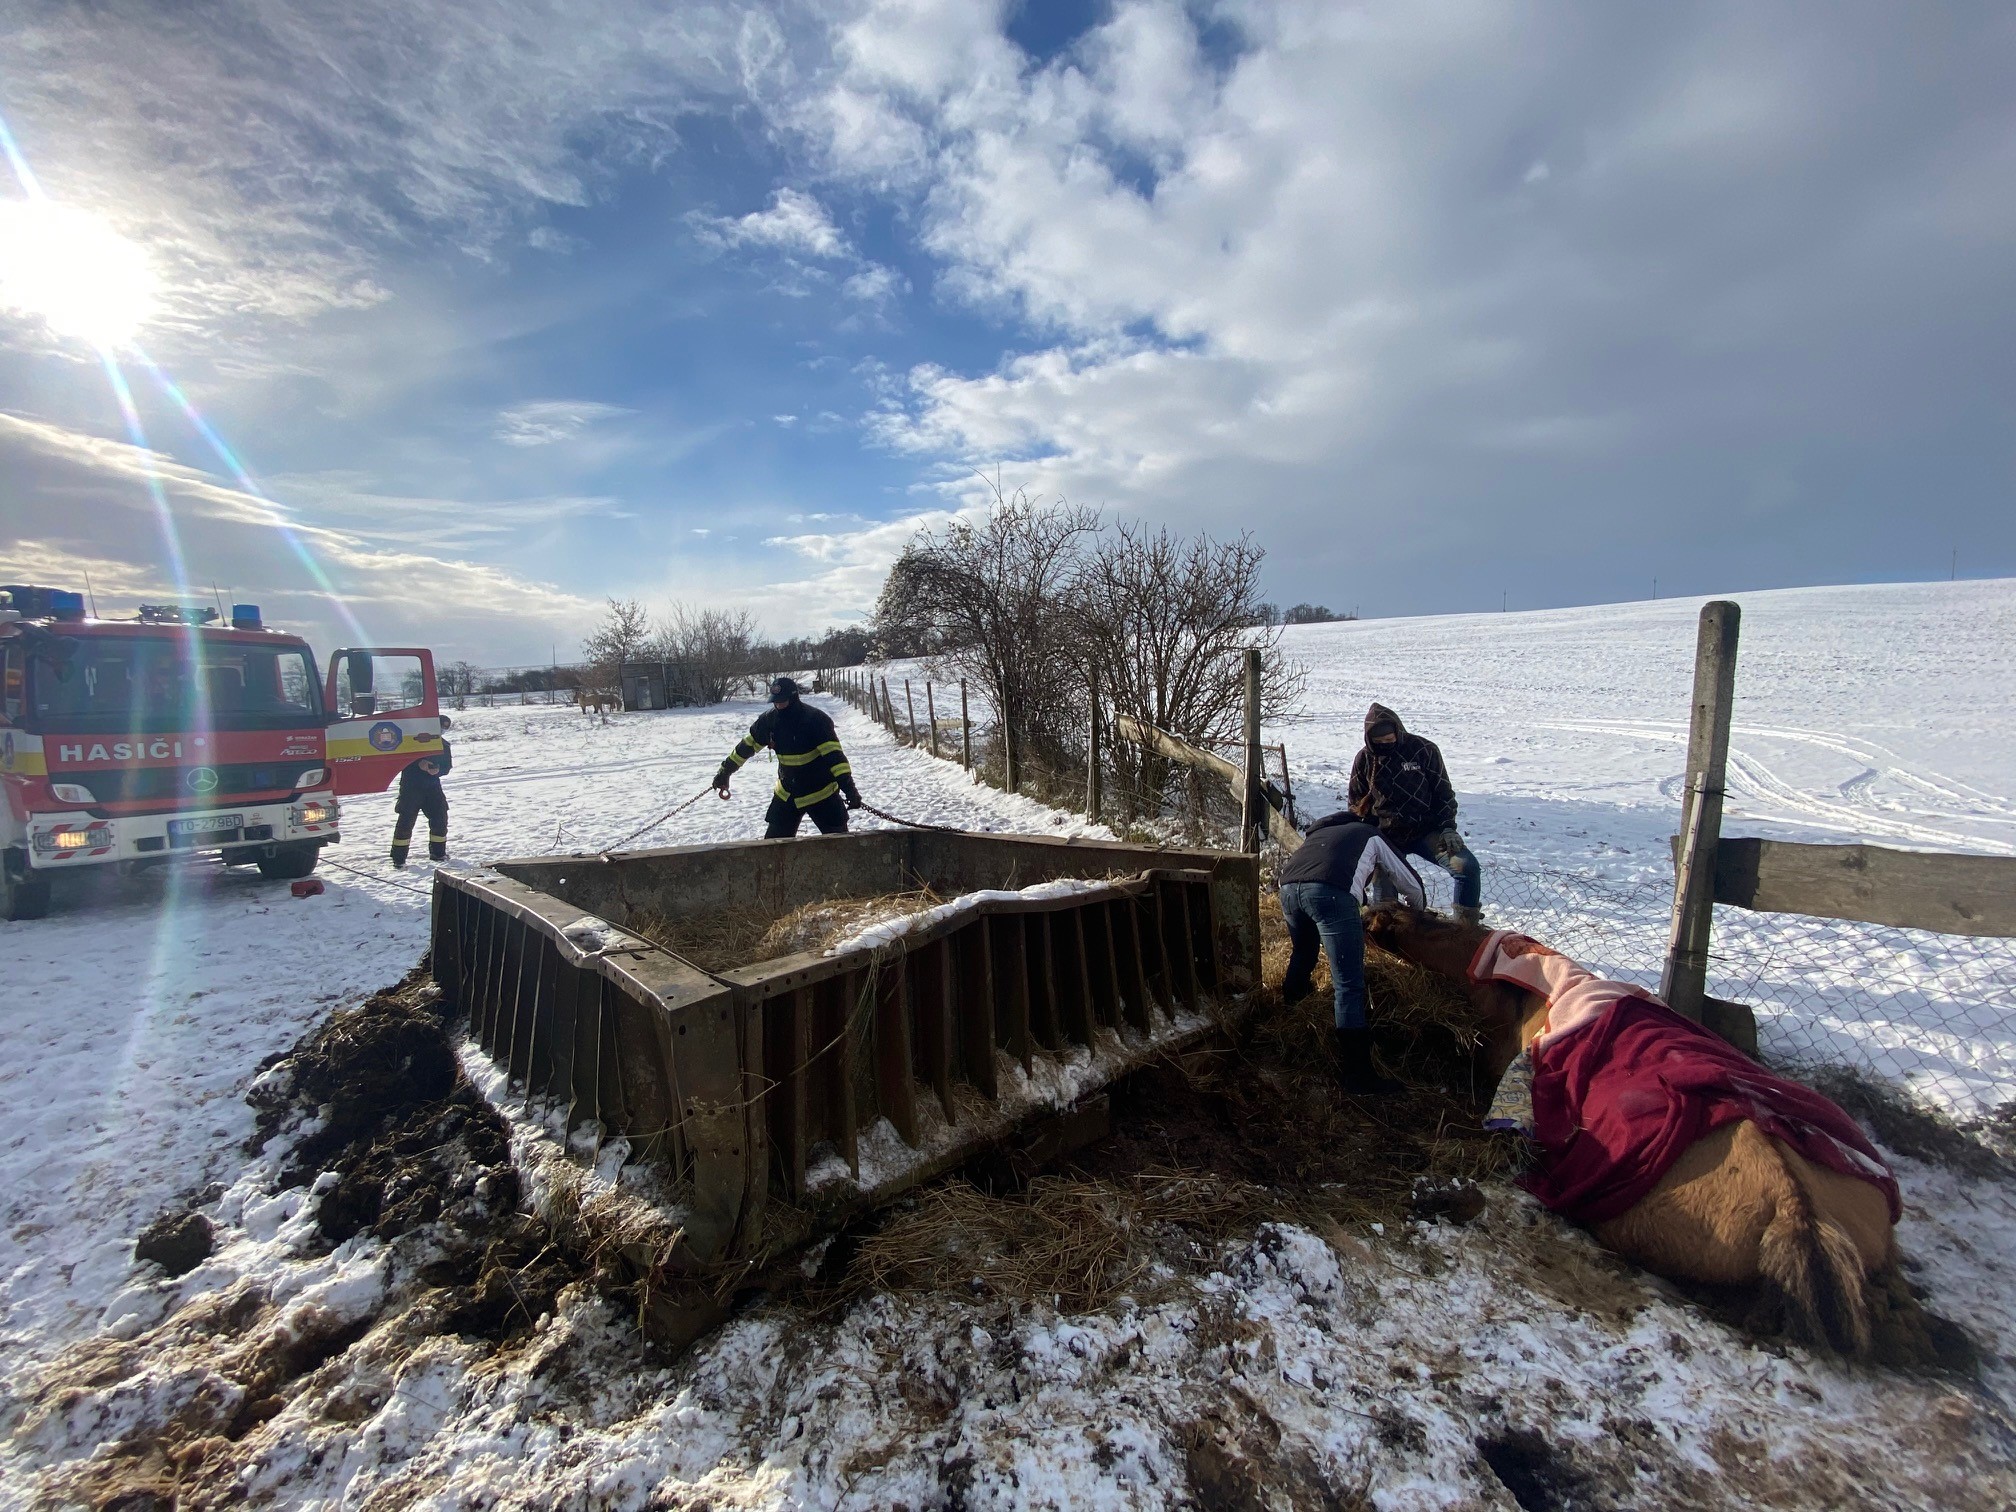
[
  {"x1": 35, "y1": 822, "x2": 109, "y2": 852},
  {"x1": 50, "y1": 782, "x2": 94, "y2": 804},
  {"x1": 294, "y1": 799, "x2": 337, "y2": 827}
]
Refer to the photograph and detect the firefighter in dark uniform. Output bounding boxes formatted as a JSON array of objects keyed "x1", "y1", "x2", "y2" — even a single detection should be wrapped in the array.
[
  {"x1": 390, "y1": 716, "x2": 452, "y2": 866},
  {"x1": 713, "y1": 678, "x2": 861, "y2": 837}
]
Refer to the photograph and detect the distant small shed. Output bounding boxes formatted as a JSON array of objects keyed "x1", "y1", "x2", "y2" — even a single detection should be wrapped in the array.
[{"x1": 618, "y1": 660, "x2": 709, "y2": 711}]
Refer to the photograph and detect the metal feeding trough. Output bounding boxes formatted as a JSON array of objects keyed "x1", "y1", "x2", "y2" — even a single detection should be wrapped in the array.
[{"x1": 429, "y1": 831, "x2": 1260, "y2": 1268}]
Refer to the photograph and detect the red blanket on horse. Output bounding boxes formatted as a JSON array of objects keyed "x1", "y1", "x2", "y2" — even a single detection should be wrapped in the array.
[{"x1": 1470, "y1": 932, "x2": 1900, "y2": 1226}]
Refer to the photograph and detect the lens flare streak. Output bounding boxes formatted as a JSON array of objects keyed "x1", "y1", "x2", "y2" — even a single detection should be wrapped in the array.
[
  {"x1": 1, "y1": 105, "x2": 369, "y2": 645},
  {"x1": 133, "y1": 347, "x2": 369, "y2": 644}
]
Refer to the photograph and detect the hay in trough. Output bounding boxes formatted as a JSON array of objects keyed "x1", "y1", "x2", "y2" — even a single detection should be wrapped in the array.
[{"x1": 630, "y1": 887, "x2": 950, "y2": 973}]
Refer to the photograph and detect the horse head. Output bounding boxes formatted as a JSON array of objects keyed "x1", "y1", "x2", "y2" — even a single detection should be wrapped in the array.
[
  {"x1": 1363, "y1": 903, "x2": 1492, "y2": 981},
  {"x1": 1363, "y1": 904, "x2": 1539, "y2": 1074}
]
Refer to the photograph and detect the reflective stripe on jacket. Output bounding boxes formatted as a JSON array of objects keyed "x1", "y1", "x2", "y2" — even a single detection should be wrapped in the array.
[{"x1": 718, "y1": 700, "x2": 859, "y2": 808}]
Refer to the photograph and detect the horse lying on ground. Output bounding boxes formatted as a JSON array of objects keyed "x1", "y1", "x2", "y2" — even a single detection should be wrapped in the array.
[{"x1": 1363, "y1": 905, "x2": 1902, "y2": 1356}]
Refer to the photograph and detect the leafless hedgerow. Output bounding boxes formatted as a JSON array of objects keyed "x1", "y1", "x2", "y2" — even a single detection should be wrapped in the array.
[
  {"x1": 649, "y1": 602, "x2": 760, "y2": 702},
  {"x1": 1074, "y1": 520, "x2": 1305, "y2": 821},
  {"x1": 874, "y1": 482, "x2": 1303, "y2": 816},
  {"x1": 873, "y1": 481, "x2": 1099, "y2": 785}
]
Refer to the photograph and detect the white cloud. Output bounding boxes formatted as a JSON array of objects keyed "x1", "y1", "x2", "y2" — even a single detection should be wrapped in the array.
[
  {"x1": 781, "y1": 0, "x2": 2016, "y2": 600},
  {"x1": 495, "y1": 400, "x2": 635, "y2": 447},
  {"x1": 693, "y1": 188, "x2": 902, "y2": 306},
  {"x1": 694, "y1": 187, "x2": 849, "y2": 259},
  {"x1": 0, "y1": 410, "x2": 600, "y2": 661},
  {"x1": 842, "y1": 263, "x2": 905, "y2": 304},
  {"x1": 757, "y1": 499, "x2": 974, "y2": 621},
  {"x1": 0, "y1": 1, "x2": 752, "y2": 347}
]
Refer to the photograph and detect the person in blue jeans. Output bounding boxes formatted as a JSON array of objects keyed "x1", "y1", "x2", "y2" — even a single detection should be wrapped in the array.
[{"x1": 1278, "y1": 811, "x2": 1426, "y2": 1094}]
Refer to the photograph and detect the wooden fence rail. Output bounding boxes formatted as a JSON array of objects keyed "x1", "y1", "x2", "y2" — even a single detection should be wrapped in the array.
[
  {"x1": 1112, "y1": 714, "x2": 1303, "y2": 851},
  {"x1": 1671, "y1": 835, "x2": 2016, "y2": 939}
]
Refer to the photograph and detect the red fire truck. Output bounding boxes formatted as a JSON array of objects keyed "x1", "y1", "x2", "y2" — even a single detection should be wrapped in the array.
[{"x1": 0, "y1": 583, "x2": 441, "y2": 920}]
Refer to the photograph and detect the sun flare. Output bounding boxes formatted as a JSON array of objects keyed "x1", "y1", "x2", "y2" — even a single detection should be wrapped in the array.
[{"x1": 0, "y1": 198, "x2": 158, "y2": 349}]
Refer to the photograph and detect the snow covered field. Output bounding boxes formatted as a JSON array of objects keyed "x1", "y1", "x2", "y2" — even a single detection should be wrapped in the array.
[
  {"x1": 1269, "y1": 577, "x2": 2016, "y2": 1115},
  {"x1": 3, "y1": 579, "x2": 2014, "y2": 1508}
]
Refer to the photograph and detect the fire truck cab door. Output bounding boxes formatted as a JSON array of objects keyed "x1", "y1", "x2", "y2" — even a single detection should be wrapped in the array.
[{"x1": 324, "y1": 648, "x2": 442, "y2": 796}]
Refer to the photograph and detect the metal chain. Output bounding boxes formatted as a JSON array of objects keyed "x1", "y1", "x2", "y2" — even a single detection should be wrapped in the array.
[
  {"x1": 320, "y1": 855, "x2": 434, "y2": 895},
  {"x1": 855, "y1": 800, "x2": 969, "y2": 835},
  {"x1": 600, "y1": 784, "x2": 716, "y2": 852}
]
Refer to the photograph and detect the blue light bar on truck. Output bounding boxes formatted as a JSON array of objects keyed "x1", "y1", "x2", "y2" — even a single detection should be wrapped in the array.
[
  {"x1": 0, "y1": 585, "x2": 85, "y2": 620},
  {"x1": 231, "y1": 603, "x2": 263, "y2": 629}
]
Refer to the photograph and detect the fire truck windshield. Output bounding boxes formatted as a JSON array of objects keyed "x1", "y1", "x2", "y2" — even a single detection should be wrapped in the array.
[{"x1": 29, "y1": 636, "x2": 322, "y2": 733}]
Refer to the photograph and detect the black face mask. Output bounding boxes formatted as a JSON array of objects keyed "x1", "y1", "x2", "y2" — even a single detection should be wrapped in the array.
[{"x1": 1368, "y1": 726, "x2": 1398, "y2": 746}]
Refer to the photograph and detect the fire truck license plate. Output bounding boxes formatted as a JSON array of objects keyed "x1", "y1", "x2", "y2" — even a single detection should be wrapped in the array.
[{"x1": 169, "y1": 814, "x2": 244, "y2": 841}]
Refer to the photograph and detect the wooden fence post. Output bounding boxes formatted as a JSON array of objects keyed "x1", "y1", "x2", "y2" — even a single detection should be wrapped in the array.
[
  {"x1": 960, "y1": 681, "x2": 972, "y2": 771},
  {"x1": 879, "y1": 677, "x2": 894, "y2": 732},
  {"x1": 1661, "y1": 601, "x2": 1741, "y2": 1019},
  {"x1": 1085, "y1": 670, "x2": 1102, "y2": 823},
  {"x1": 904, "y1": 680, "x2": 918, "y2": 745},
  {"x1": 926, "y1": 683, "x2": 940, "y2": 758},
  {"x1": 1239, "y1": 648, "x2": 1264, "y2": 853}
]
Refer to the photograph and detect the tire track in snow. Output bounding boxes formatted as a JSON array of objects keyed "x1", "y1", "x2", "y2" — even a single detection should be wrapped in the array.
[{"x1": 1539, "y1": 718, "x2": 2016, "y2": 854}]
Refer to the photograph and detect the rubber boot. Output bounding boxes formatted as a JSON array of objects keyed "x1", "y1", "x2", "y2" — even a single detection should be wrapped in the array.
[{"x1": 1334, "y1": 1027, "x2": 1403, "y2": 1096}]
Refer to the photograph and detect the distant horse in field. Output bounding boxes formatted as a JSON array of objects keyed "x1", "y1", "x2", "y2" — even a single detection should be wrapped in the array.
[
  {"x1": 1364, "y1": 905, "x2": 1901, "y2": 1355},
  {"x1": 575, "y1": 687, "x2": 619, "y2": 718}
]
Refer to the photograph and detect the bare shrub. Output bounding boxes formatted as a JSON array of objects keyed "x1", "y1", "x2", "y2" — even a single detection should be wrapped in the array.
[
  {"x1": 649, "y1": 603, "x2": 760, "y2": 703},
  {"x1": 874, "y1": 484, "x2": 1098, "y2": 787},
  {"x1": 580, "y1": 597, "x2": 652, "y2": 687},
  {"x1": 1074, "y1": 522, "x2": 1304, "y2": 819}
]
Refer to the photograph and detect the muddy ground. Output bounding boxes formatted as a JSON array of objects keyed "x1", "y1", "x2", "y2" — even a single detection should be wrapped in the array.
[{"x1": 12, "y1": 930, "x2": 2010, "y2": 1509}]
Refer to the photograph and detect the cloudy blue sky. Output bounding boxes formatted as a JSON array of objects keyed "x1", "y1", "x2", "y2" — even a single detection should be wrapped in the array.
[{"x1": 1, "y1": 1, "x2": 2011, "y2": 664}]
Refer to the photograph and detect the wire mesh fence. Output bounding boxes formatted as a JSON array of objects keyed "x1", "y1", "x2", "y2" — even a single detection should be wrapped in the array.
[
  {"x1": 841, "y1": 674, "x2": 2016, "y2": 1120},
  {"x1": 1702, "y1": 908, "x2": 2016, "y2": 1119},
  {"x1": 1406, "y1": 855, "x2": 2016, "y2": 1120}
]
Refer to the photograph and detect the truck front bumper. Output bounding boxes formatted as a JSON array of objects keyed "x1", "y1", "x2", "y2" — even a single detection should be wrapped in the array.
[{"x1": 25, "y1": 794, "x2": 341, "y2": 870}]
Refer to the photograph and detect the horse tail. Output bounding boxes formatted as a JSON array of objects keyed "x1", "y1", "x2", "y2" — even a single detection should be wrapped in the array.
[{"x1": 1751, "y1": 1127, "x2": 1874, "y2": 1356}]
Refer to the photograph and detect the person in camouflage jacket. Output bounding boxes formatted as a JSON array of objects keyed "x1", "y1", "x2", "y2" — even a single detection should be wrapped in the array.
[{"x1": 1347, "y1": 702, "x2": 1482, "y2": 921}]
